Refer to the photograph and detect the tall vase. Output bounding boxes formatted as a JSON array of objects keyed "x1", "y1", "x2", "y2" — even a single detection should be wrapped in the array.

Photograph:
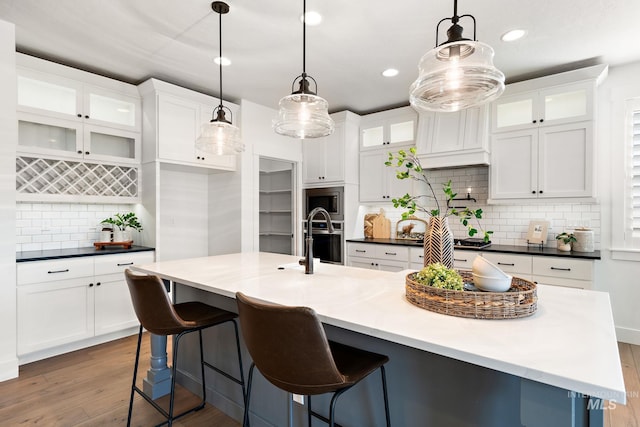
[{"x1": 423, "y1": 216, "x2": 455, "y2": 269}]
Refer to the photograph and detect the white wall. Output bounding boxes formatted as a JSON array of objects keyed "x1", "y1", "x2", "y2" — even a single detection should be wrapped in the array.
[
  {"x1": 0, "y1": 18, "x2": 18, "y2": 381},
  {"x1": 596, "y1": 61, "x2": 640, "y2": 344},
  {"x1": 239, "y1": 100, "x2": 303, "y2": 254}
]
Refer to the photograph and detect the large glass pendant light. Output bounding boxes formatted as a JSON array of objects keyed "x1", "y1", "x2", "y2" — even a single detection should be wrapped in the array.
[
  {"x1": 196, "y1": 1, "x2": 243, "y2": 155},
  {"x1": 409, "y1": 0, "x2": 505, "y2": 113},
  {"x1": 273, "y1": 0, "x2": 334, "y2": 139}
]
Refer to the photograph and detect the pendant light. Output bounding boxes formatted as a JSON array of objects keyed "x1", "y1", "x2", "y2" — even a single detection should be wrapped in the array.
[
  {"x1": 273, "y1": 0, "x2": 334, "y2": 139},
  {"x1": 196, "y1": 1, "x2": 243, "y2": 155},
  {"x1": 409, "y1": 0, "x2": 505, "y2": 113}
]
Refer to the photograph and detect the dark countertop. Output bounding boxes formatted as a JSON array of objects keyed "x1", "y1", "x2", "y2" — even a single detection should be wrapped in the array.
[
  {"x1": 16, "y1": 245, "x2": 155, "y2": 262},
  {"x1": 346, "y1": 238, "x2": 601, "y2": 260}
]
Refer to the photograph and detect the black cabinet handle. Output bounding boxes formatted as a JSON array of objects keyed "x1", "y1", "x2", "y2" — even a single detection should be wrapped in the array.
[
  {"x1": 532, "y1": 120, "x2": 537, "y2": 123},
  {"x1": 77, "y1": 150, "x2": 83, "y2": 154},
  {"x1": 532, "y1": 190, "x2": 536, "y2": 194},
  {"x1": 85, "y1": 115, "x2": 89, "y2": 119},
  {"x1": 454, "y1": 258, "x2": 467, "y2": 262},
  {"x1": 355, "y1": 249, "x2": 366, "y2": 253},
  {"x1": 96, "y1": 282, "x2": 101, "y2": 286},
  {"x1": 539, "y1": 190, "x2": 543, "y2": 194},
  {"x1": 385, "y1": 252, "x2": 397, "y2": 256},
  {"x1": 85, "y1": 151, "x2": 90, "y2": 155},
  {"x1": 540, "y1": 119, "x2": 544, "y2": 123},
  {"x1": 117, "y1": 262, "x2": 134, "y2": 266},
  {"x1": 498, "y1": 262, "x2": 515, "y2": 266},
  {"x1": 77, "y1": 113, "x2": 82, "y2": 118},
  {"x1": 418, "y1": 255, "x2": 424, "y2": 258},
  {"x1": 47, "y1": 269, "x2": 69, "y2": 274},
  {"x1": 550, "y1": 267, "x2": 571, "y2": 271},
  {"x1": 89, "y1": 283, "x2": 94, "y2": 287}
]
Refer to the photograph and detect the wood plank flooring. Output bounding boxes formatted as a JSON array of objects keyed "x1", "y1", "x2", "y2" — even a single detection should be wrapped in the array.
[
  {"x1": 0, "y1": 333, "x2": 240, "y2": 426},
  {"x1": 0, "y1": 335, "x2": 638, "y2": 426}
]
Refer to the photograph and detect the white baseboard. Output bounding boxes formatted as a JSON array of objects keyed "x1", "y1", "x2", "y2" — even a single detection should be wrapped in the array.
[
  {"x1": 0, "y1": 358, "x2": 19, "y2": 382},
  {"x1": 616, "y1": 327, "x2": 640, "y2": 345},
  {"x1": 18, "y1": 327, "x2": 138, "y2": 366}
]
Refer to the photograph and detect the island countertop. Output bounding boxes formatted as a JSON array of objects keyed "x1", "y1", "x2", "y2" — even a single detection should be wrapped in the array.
[{"x1": 132, "y1": 251, "x2": 625, "y2": 404}]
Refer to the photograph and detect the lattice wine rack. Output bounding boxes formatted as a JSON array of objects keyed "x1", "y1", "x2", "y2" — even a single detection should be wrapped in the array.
[{"x1": 16, "y1": 156, "x2": 139, "y2": 202}]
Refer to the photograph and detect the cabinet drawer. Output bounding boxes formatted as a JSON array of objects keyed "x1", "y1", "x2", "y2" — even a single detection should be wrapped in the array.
[
  {"x1": 532, "y1": 257, "x2": 592, "y2": 281},
  {"x1": 347, "y1": 243, "x2": 375, "y2": 259},
  {"x1": 481, "y1": 253, "x2": 532, "y2": 275},
  {"x1": 533, "y1": 275, "x2": 591, "y2": 290},
  {"x1": 17, "y1": 257, "x2": 94, "y2": 285},
  {"x1": 410, "y1": 247, "x2": 424, "y2": 265},
  {"x1": 94, "y1": 252, "x2": 155, "y2": 276},
  {"x1": 374, "y1": 245, "x2": 409, "y2": 262},
  {"x1": 453, "y1": 250, "x2": 481, "y2": 271}
]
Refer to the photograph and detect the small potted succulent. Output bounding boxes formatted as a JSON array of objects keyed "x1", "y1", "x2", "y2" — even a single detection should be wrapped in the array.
[
  {"x1": 555, "y1": 232, "x2": 576, "y2": 252},
  {"x1": 101, "y1": 212, "x2": 143, "y2": 242}
]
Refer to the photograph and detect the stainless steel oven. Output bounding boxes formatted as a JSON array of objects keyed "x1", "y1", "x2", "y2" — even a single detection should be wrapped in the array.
[
  {"x1": 303, "y1": 221, "x2": 343, "y2": 265},
  {"x1": 304, "y1": 187, "x2": 343, "y2": 221}
]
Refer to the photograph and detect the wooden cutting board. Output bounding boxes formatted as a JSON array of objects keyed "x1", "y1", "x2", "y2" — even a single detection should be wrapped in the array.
[
  {"x1": 364, "y1": 213, "x2": 378, "y2": 238},
  {"x1": 371, "y1": 209, "x2": 391, "y2": 239}
]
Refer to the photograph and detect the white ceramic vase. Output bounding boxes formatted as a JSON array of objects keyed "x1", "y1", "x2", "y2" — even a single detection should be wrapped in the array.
[
  {"x1": 113, "y1": 229, "x2": 126, "y2": 242},
  {"x1": 557, "y1": 241, "x2": 571, "y2": 252}
]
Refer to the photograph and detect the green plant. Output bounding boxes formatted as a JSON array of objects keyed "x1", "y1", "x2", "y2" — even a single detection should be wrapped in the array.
[
  {"x1": 385, "y1": 147, "x2": 492, "y2": 242},
  {"x1": 413, "y1": 263, "x2": 464, "y2": 290},
  {"x1": 101, "y1": 212, "x2": 143, "y2": 232},
  {"x1": 555, "y1": 232, "x2": 576, "y2": 244}
]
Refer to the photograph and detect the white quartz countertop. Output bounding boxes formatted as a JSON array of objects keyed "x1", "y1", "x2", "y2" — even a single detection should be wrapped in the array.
[{"x1": 133, "y1": 252, "x2": 626, "y2": 404}]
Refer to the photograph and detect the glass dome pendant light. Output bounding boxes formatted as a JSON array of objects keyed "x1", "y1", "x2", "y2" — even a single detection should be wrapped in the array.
[
  {"x1": 273, "y1": 0, "x2": 334, "y2": 139},
  {"x1": 195, "y1": 1, "x2": 243, "y2": 155},
  {"x1": 409, "y1": 0, "x2": 505, "y2": 113}
]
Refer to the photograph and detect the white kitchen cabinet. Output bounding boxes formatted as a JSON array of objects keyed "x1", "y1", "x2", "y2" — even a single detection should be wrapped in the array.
[
  {"x1": 139, "y1": 79, "x2": 237, "y2": 171},
  {"x1": 409, "y1": 246, "x2": 425, "y2": 270},
  {"x1": 532, "y1": 256, "x2": 593, "y2": 289},
  {"x1": 303, "y1": 111, "x2": 359, "y2": 185},
  {"x1": 416, "y1": 106, "x2": 490, "y2": 168},
  {"x1": 481, "y1": 252, "x2": 533, "y2": 280},
  {"x1": 347, "y1": 243, "x2": 409, "y2": 272},
  {"x1": 491, "y1": 81, "x2": 594, "y2": 133},
  {"x1": 359, "y1": 149, "x2": 413, "y2": 203},
  {"x1": 17, "y1": 64, "x2": 140, "y2": 132},
  {"x1": 452, "y1": 250, "x2": 482, "y2": 271},
  {"x1": 360, "y1": 106, "x2": 417, "y2": 150},
  {"x1": 16, "y1": 251, "x2": 154, "y2": 360},
  {"x1": 489, "y1": 121, "x2": 593, "y2": 200}
]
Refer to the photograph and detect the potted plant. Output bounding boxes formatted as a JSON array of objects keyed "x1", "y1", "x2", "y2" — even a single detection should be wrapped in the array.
[
  {"x1": 386, "y1": 147, "x2": 492, "y2": 268},
  {"x1": 555, "y1": 232, "x2": 576, "y2": 252},
  {"x1": 101, "y1": 212, "x2": 143, "y2": 242}
]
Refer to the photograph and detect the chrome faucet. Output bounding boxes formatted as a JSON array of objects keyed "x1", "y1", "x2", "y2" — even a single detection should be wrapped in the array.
[{"x1": 299, "y1": 207, "x2": 334, "y2": 274}]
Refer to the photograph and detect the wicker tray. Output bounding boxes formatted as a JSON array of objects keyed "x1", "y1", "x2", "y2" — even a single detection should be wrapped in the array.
[{"x1": 405, "y1": 270, "x2": 537, "y2": 319}]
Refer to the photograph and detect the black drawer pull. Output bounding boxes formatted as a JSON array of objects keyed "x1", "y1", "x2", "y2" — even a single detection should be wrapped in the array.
[
  {"x1": 385, "y1": 252, "x2": 397, "y2": 256},
  {"x1": 497, "y1": 262, "x2": 515, "y2": 266},
  {"x1": 454, "y1": 258, "x2": 467, "y2": 262},
  {"x1": 550, "y1": 267, "x2": 571, "y2": 271},
  {"x1": 355, "y1": 250, "x2": 366, "y2": 253},
  {"x1": 117, "y1": 262, "x2": 134, "y2": 266},
  {"x1": 47, "y1": 269, "x2": 69, "y2": 274},
  {"x1": 418, "y1": 255, "x2": 424, "y2": 258}
]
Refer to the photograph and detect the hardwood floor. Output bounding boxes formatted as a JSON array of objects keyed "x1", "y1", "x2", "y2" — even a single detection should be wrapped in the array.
[
  {"x1": 0, "y1": 333, "x2": 240, "y2": 426},
  {"x1": 606, "y1": 342, "x2": 640, "y2": 427},
  {"x1": 1, "y1": 335, "x2": 638, "y2": 426}
]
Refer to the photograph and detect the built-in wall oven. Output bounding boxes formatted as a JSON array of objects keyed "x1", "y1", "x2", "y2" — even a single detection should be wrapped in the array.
[{"x1": 304, "y1": 187, "x2": 344, "y2": 265}]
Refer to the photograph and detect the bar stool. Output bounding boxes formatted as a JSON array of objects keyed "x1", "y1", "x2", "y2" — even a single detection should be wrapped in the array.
[
  {"x1": 235, "y1": 292, "x2": 391, "y2": 427},
  {"x1": 124, "y1": 269, "x2": 247, "y2": 427}
]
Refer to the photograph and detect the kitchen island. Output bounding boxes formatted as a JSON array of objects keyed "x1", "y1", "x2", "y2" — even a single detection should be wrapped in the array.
[{"x1": 133, "y1": 252, "x2": 624, "y2": 427}]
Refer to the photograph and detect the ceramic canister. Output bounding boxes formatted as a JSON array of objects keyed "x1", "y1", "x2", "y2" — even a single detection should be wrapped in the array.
[{"x1": 573, "y1": 229, "x2": 594, "y2": 252}]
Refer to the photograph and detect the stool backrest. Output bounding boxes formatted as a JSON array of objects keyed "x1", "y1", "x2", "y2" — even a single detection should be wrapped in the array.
[
  {"x1": 124, "y1": 269, "x2": 190, "y2": 335},
  {"x1": 235, "y1": 292, "x2": 345, "y2": 393}
]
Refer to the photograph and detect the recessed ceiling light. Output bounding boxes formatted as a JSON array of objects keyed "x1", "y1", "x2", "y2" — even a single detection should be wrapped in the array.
[
  {"x1": 501, "y1": 29, "x2": 526, "y2": 42},
  {"x1": 300, "y1": 11, "x2": 322, "y2": 26},
  {"x1": 382, "y1": 68, "x2": 399, "y2": 77},
  {"x1": 214, "y1": 56, "x2": 231, "y2": 66}
]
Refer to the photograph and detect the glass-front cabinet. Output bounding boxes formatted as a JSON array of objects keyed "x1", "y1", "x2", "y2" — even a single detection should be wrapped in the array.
[
  {"x1": 491, "y1": 81, "x2": 593, "y2": 133},
  {"x1": 360, "y1": 106, "x2": 417, "y2": 149},
  {"x1": 17, "y1": 68, "x2": 140, "y2": 132}
]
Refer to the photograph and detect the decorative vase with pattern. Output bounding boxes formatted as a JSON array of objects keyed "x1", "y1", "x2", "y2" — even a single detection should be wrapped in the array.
[{"x1": 423, "y1": 216, "x2": 454, "y2": 268}]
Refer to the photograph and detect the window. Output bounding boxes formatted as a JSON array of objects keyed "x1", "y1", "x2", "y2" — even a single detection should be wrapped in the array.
[{"x1": 631, "y1": 105, "x2": 640, "y2": 240}]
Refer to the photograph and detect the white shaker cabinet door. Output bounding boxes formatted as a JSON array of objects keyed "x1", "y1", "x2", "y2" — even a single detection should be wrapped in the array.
[{"x1": 490, "y1": 129, "x2": 538, "y2": 199}]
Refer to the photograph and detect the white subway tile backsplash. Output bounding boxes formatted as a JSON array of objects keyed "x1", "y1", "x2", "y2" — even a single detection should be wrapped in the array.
[{"x1": 15, "y1": 202, "x2": 136, "y2": 252}]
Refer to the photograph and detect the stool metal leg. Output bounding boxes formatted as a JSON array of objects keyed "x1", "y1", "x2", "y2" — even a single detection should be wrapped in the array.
[
  {"x1": 126, "y1": 325, "x2": 144, "y2": 427},
  {"x1": 380, "y1": 365, "x2": 391, "y2": 427},
  {"x1": 243, "y1": 363, "x2": 256, "y2": 427},
  {"x1": 307, "y1": 395, "x2": 312, "y2": 427}
]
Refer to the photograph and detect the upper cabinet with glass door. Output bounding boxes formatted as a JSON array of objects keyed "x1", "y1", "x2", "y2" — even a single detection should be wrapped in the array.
[
  {"x1": 17, "y1": 54, "x2": 141, "y2": 133},
  {"x1": 360, "y1": 106, "x2": 417, "y2": 150},
  {"x1": 492, "y1": 81, "x2": 594, "y2": 133}
]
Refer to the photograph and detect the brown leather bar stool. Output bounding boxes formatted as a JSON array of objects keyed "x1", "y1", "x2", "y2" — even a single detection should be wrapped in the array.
[
  {"x1": 124, "y1": 269, "x2": 247, "y2": 427},
  {"x1": 236, "y1": 292, "x2": 391, "y2": 427}
]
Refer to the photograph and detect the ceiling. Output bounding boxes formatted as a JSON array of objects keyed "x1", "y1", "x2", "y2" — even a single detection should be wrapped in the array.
[{"x1": 1, "y1": 0, "x2": 639, "y2": 115}]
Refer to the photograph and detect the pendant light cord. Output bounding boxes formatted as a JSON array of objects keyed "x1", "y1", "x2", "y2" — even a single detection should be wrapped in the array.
[
  {"x1": 302, "y1": 0, "x2": 306, "y2": 76},
  {"x1": 218, "y1": 9, "x2": 224, "y2": 109}
]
